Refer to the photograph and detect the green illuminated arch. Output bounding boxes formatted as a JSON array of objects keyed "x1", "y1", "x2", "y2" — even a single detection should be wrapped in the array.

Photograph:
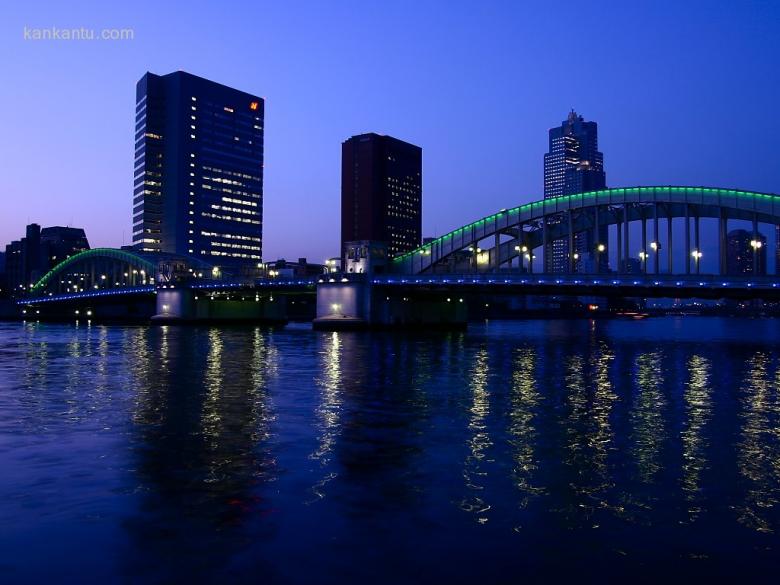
[
  {"x1": 30, "y1": 248, "x2": 156, "y2": 294},
  {"x1": 392, "y1": 186, "x2": 780, "y2": 273}
]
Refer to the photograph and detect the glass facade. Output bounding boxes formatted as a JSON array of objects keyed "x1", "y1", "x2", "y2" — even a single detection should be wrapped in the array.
[
  {"x1": 133, "y1": 71, "x2": 264, "y2": 270},
  {"x1": 543, "y1": 110, "x2": 606, "y2": 273}
]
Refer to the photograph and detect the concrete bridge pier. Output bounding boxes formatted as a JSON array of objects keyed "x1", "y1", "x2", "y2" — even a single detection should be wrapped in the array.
[
  {"x1": 153, "y1": 288, "x2": 196, "y2": 321},
  {"x1": 313, "y1": 278, "x2": 467, "y2": 330},
  {"x1": 153, "y1": 287, "x2": 287, "y2": 324}
]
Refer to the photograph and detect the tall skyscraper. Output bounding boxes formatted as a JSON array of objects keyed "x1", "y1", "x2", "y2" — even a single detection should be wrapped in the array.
[
  {"x1": 341, "y1": 133, "x2": 422, "y2": 258},
  {"x1": 543, "y1": 110, "x2": 606, "y2": 273},
  {"x1": 727, "y1": 229, "x2": 767, "y2": 275},
  {"x1": 133, "y1": 71, "x2": 264, "y2": 270}
]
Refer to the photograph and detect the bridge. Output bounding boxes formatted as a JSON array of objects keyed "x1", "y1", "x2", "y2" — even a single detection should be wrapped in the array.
[
  {"x1": 13, "y1": 186, "x2": 780, "y2": 327},
  {"x1": 390, "y1": 186, "x2": 780, "y2": 277}
]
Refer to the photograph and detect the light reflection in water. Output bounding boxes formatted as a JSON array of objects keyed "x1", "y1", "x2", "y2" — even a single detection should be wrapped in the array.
[
  {"x1": 508, "y1": 346, "x2": 544, "y2": 509},
  {"x1": 461, "y1": 346, "x2": 492, "y2": 523},
  {"x1": 309, "y1": 331, "x2": 343, "y2": 501},
  {"x1": 681, "y1": 354, "x2": 712, "y2": 520},
  {"x1": 562, "y1": 342, "x2": 617, "y2": 524},
  {"x1": 737, "y1": 352, "x2": 780, "y2": 533},
  {"x1": 631, "y1": 351, "x2": 667, "y2": 485}
]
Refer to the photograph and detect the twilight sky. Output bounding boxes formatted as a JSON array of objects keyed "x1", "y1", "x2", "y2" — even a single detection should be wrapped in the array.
[{"x1": 1, "y1": 0, "x2": 779, "y2": 263}]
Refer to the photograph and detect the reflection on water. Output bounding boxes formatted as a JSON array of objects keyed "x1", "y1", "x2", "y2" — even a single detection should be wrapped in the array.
[
  {"x1": 309, "y1": 332, "x2": 343, "y2": 501},
  {"x1": 737, "y1": 352, "x2": 780, "y2": 533},
  {"x1": 561, "y1": 342, "x2": 616, "y2": 525},
  {"x1": 631, "y1": 351, "x2": 666, "y2": 485},
  {"x1": 508, "y1": 347, "x2": 544, "y2": 509},
  {"x1": 2, "y1": 318, "x2": 780, "y2": 582},
  {"x1": 681, "y1": 354, "x2": 712, "y2": 520},
  {"x1": 461, "y1": 346, "x2": 492, "y2": 522}
]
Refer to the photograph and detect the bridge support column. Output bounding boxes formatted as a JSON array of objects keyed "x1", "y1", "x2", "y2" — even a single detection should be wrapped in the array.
[
  {"x1": 719, "y1": 210, "x2": 728, "y2": 275},
  {"x1": 695, "y1": 214, "x2": 701, "y2": 275},
  {"x1": 593, "y1": 206, "x2": 600, "y2": 274},
  {"x1": 753, "y1": 214, "x2": 759, "y2": 275},
  {"x1": 616, "y1": 214, "x2": 622, "y2": 274},
  {"x1": 623, "y1": 205, "x2": 629, "y2": 272},
  {"x1": 494, "y1": 233, "x2": 501, "y2": 272},
  {"x1": 685, "y1": 204, "x2": 691, "y2": 275},
  {"x1": 641, "y1": 215, "x2": 647, "y2": 274},
  {"x1": 653, "y1": 205, "x2": 659, "y2": 275},
  {"x1": 568, "y1": 210, "x2": 575, "y2": 274},
  {"x1": 668, "y1": 207, "x2": 674, "y2": 274}
]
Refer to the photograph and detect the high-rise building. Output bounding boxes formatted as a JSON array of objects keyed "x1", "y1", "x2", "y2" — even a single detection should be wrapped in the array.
[
  {"x1": 133, "y1": 71, "x2": 264, "y2": 271},
  {"x1": 543, "y1": 110, "x2": 606, "y2": 273},
  {"x1": 341, "y1": 133, "x2": 422, "y2": 258},
  {"x1": 3, "y1": 223, "x2": 89, "y2": 295},
  {"x1": 727, "y1": 229, "x2": 767, "y2": 275}
]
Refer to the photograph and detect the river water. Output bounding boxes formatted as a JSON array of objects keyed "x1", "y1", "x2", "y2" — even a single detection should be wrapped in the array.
[{"x1": 1, "y1": 318, "x2": 779, "y2": 583}]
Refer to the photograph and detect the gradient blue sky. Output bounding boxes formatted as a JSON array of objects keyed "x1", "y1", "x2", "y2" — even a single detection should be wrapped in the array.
[{"x1": 2, "y1": 0, "x2": 779, "y2": 263}]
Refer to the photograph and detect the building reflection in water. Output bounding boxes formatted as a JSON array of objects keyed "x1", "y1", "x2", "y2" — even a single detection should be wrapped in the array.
[
  {"x1": 736, "y1": 352, "x2": 780, "y2": 533},
  {"x1": 126, "y1": 326, "x2": 278, "y2": 582},
  {"x1": 681, "y1": 354, "x2": 712, "y2": 521},
  {"x1": 461, "y1": 346, "x2": 492, "y2": 523},
  {"x1": 508, "y1": 346, "x2": 544, "y2": 511}
]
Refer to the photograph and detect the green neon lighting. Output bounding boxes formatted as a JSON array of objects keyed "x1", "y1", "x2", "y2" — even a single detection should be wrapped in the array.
[
  {"x1": 392, "y1": 186, "x2": 780, "y2": 263},
  {"x1": 30, "y1": 248, "x2": 156, "y2": 292}
]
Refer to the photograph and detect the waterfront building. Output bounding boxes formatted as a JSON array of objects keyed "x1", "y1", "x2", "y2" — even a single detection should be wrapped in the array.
[
  {"x1": 3, "y1": 223, "x2": 89, "y2": 294},
  {"x1": 341, "y1": 133, "x2": 422, "y2": 258},
  {"x1": 133, "y1": 71, "x2": 264, "y2": 273}
]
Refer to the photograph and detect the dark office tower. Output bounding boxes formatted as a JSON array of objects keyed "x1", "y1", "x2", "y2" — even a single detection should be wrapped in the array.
[
  {"x1": 341, "y1": 133, "x2": 422, "y2": 258},
  {"x1": 133, "y1": 71, "x2": 264, "y2": 270},
  {"x1": 543, "y1": 110, "x2": 606, "y2": 273},
  {"x1": 3, "y1": 223, "x2": 89, "y2": 295},
  {"x1": 727, "y1": 229, "x2": 767, "y2": 275}
]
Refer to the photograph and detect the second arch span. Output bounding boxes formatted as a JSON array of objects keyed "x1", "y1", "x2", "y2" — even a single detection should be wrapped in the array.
[{"x1": 391, "y1": 186, "x2": 780, "y2": 276}]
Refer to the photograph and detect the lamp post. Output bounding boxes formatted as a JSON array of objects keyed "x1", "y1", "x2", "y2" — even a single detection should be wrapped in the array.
[
  {"x1": 639, "y1": 251, "x2": 648, "y2": 274},
  {"x1": 691, "y1": 250, "x2": 703, "y2": 275},
  {"x1": 649, "y1": 241, "x2": 660, "y2": 274},
  {"x1": 750, "y1": 239, "x2": 763, "y2": 275}
]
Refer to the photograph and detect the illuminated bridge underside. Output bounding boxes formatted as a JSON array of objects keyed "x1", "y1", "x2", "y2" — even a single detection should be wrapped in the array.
[
  {"x1": 392, "y1": 187, "x2": 780, "y2": 275},
  {"x1": 29, "y1": 248, "x2": 158, "y2": 298}
]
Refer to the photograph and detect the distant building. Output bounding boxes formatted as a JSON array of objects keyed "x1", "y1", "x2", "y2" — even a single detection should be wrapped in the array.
[
  {"x1": 133, "y1": 71, "x2": 264, "y2": 272},
  {"x1": 3, "y1": 223, "x2": 89, "y2": 295},
  {"x1": 263, "y1": 258, "x2": 326, "y2": 278},
  {"x1": 727, "y1": 229, "x2": 766, "y2": 275},
  {"x1": 0, "y1": 251, "x2": 5, "y2": 296},
  {"x1": 621, "y1": 257, "x2": 642, "y2": 274},
  {"x1": 341, "y1": 133, "x2": 422, "y2": 258},
  {"x1": 543, "y1": 110, "x2": 607, "y2": 273}
]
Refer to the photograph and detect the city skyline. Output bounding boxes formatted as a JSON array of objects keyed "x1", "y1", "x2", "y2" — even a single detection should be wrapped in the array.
[{"x1": 2, "y1": 1, "x2": 779, "y2": 266}]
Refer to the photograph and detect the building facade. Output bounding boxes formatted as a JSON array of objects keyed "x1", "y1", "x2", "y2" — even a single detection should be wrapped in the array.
[
  {"x1": 3, "y1": 224, "x2": 89, "y2": 295},
  {"x1": 133, "y1": 71, "x2": 264, "y2": 272},
  {"x1": 341, "y1": 133, "x2": 422, "y2": 258},
  {"x1": 543, "y1": 110, "x2": 607, "y2": 273},
  {"x1": 727, "y1": 229, "x2": 767, "y2": 275}
]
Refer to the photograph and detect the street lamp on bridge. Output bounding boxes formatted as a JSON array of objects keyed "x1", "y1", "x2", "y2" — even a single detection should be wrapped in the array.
[{"x1": 691, "y1": 250, "x2": 703, "y2": 274}]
